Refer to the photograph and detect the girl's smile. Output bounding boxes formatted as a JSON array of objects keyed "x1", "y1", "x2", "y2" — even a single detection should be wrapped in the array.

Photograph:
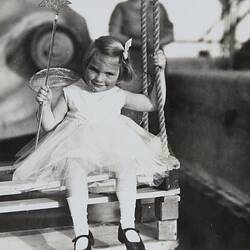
[{"x1": 85, "y1": 52, "x2": 120, "y2": 92}]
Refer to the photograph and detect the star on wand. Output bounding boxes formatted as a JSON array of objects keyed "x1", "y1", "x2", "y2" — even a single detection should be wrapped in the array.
[{"x1": 35, "y1": 0, "x2": 71, "y2": 150}]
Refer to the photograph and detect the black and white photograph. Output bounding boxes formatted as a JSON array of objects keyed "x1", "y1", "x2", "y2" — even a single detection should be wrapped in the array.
[{"x1": 0, "y1": 0, "x2": 250, "y2": 249}]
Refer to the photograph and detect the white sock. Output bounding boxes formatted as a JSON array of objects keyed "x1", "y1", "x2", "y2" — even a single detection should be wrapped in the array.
[
  {"x1": 66, "y1": 160, "x2": 89, "y2": 237},
  {"x1": 116, "y1": 169, "x2": 137, "y2": 229}
]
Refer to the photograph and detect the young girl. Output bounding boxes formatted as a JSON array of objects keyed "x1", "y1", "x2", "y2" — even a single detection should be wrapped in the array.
[{"x1": 13, "y1": 36, "x2": 179, "y2": 250}]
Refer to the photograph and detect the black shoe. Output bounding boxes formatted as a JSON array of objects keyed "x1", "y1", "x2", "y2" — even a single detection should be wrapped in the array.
[
  {"x1": 118, "y1": 224, "x2": 145, "y2": 250},
  {"x1": 72, "y1": 231, "x2": 94, "y2": 250}
]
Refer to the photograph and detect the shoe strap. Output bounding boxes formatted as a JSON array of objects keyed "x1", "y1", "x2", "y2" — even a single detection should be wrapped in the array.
[
  {"x1": 123, "y1": 227, "x2": 140, "y2": 234},
  {"x1": 72, "y1": 234, "x2": 90, "y2": 243}
]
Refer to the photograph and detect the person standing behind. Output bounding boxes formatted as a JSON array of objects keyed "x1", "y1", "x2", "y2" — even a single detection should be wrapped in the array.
[
  {"x1": 109, "y1": 0, "x2": 174, "y2": 123},
  {"x1": 109, "y1": 0, "x2": 173, "y2": 91}
]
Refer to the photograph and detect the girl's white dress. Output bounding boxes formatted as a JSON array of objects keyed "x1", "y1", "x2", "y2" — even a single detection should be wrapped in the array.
[{"x1": 13, "y1": 80, "x2": 179, "y2": 185}]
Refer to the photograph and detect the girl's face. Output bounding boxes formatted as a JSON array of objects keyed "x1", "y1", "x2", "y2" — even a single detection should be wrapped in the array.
[{"x1": 85, "y1": 52, "x2": 120, "y2": 92}]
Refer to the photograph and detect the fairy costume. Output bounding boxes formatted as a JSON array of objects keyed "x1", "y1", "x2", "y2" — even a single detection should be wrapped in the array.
[{"x1": 13, "y1": 78, "x2": 179, "y2": 185}]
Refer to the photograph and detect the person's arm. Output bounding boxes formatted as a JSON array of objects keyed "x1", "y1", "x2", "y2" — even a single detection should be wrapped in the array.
[
  {"x1": 109, "y1": 4, "x2": 129, "y2": 44},
  {"x1": 109, "y1": 3, "x2": 144, "y2": 47},
  {"x1": 123, "y1": 50, "x2": 166, "y2": 112},
  {"x1": 36, "y1": 87, "x2": 68, "y2": 131},
  {"x1": 159, "y1": 4, "x2": 174, "y2": 45}
]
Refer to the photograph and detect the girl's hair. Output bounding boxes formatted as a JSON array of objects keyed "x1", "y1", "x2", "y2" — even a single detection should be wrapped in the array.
[{"x1": 83, "y1": 36, "x2": 135, "y2": 82}]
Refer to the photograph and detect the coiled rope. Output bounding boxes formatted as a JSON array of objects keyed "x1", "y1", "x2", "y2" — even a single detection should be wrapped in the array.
[
  {"x1": 141, "y1": 0, "x2": 149, "y2": 130},
  {"x1": 153, "y1": 0, "x2": 168, "y2": 153},
  {"x1": 140, "y1": 0, "x2": 168, "y2": 152}
]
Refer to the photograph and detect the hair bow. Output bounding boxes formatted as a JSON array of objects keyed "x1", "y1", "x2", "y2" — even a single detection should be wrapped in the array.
[{"x1": 123, "y1": 38, "x2": 132, "y2": 60}]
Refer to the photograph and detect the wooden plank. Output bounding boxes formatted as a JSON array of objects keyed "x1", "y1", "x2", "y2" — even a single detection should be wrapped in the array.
[
  {"x1": 0, "y1": 181, "x2": 63, "y2": 195},
  {"x1": 0, "y1": 176, "x2": 180, "y2": 196},
  {"x1": 88, "y1": 173, "x2": 112, "y2": 183},
  {"x1": 136, "y1": 200, "x2": 156, "y2": 223},
  {"x1": 0, "y1": 174, "x2": 111, "y2": 195},
  {"x1": 0, "y1": 188, "x2": 180, "y2": 213},
  {"x1": 136, "y1": 188, "x2": 180, "y2": 198},
  {"x1": 155, "y1": 195, "x2": 180, "y2": 220},
  {"x1": 88, "y1": 179, "x2": 116, "y2": 193},
  {"x1": 137, "y1": 195, "x2": 181, "y2": 223},
  {"x1": 156, "y1": 220, "x2": 178, "y2": 241},
  {"x1": 0, "y1": 198, "x2": 62, "y2": 213},
  {"x1": 103, "y1": 241, "x2": 178, "y2": 250}
]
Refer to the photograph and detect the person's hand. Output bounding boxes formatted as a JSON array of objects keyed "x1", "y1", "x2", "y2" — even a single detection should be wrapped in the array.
[
  {"x1": 153, "y1": 50, "x2": 166, "y2": 70},
  {"x1": 36, "y1": 86, "x2": 52, "y2": 105}
]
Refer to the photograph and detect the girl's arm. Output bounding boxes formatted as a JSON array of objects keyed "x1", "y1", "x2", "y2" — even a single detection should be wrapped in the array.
[
  {"x1": 123, "y1": 50, "x2": 166, "y2": 112},
  {"x1": 36, "y1": 87, "x2": 68, "y2": 131}
]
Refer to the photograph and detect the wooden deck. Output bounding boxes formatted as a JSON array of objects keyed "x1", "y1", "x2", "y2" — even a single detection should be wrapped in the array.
[{"x1": 0, "y1": 223, "x2": 178, "y2": 250}]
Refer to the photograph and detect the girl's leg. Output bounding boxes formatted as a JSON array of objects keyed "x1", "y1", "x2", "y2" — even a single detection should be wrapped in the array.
[
  {"x1": 65, "y1": 159, "x2": 89, "y2": 249},
  {"x1": 116, "y1": 168, "x2": 140, "y2": 242}
]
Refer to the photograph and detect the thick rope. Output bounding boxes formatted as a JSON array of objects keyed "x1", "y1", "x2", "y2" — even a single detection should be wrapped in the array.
[
  {"x1": 141, "y1": 0, "x2": 149, "y2": 130},
  {"x1": 153, "y1": 0, "x2": 168, "y2": 153}
]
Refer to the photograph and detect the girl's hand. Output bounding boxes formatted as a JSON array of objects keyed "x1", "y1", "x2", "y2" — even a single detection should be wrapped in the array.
[
  {"x1": 153, "y1": 50, "x2": 166, "y2": 70},
  {"x1": 36, "y1": 86, "x2": 52, "y2": 105}
]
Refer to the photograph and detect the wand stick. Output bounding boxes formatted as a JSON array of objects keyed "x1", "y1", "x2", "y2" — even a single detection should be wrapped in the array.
[{"x1": 35, "y1": 0, "x2": 71, "y2": 150}]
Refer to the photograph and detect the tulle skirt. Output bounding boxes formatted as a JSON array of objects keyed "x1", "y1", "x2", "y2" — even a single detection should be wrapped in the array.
[{"x1": 13, "y1": 115, "x2": 179, "y2": 186}]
